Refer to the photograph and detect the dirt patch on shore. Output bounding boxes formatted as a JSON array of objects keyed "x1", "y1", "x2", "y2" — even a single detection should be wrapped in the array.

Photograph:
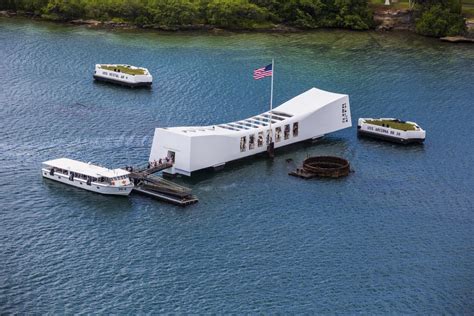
[{"x1": 374, "y1": 8, "x2": 414, "y2": 31}]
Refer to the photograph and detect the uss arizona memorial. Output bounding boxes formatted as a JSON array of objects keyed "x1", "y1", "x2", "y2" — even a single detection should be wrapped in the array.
[{"x1": 150, "y1": 87, "x2": 351, "y2": 176}]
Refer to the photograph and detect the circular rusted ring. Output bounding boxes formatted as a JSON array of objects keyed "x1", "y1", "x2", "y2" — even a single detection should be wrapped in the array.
[{"x1": 302, "y1": 156, "x2": 350, "y2": 177}]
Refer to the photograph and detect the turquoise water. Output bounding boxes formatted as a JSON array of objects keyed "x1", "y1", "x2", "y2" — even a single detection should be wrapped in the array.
[{"x1": 1, "y1": 18, "x2": 473, "y2": 313}]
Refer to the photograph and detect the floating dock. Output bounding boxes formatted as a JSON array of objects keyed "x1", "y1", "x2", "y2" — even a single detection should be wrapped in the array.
[
  {"x1": 133, "y1": 185, "x2": 198, "y2": 206},
  {"x1": 124, "y1": 162, "x2": 198, "y2": 206},
  {"x1": 357, "y1": 118, "x2": 426, "y2": 144}
]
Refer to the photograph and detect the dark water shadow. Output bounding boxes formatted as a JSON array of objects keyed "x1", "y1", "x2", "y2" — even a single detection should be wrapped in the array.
[
  {"x1": 357, "y1": 134, "x2": 426, "y2": 153},
  {"x1": 92, "y1": 79, "x2": 153, "y2": 92}
]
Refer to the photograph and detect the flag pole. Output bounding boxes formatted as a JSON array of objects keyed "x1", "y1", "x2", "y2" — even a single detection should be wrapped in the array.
[
  {"x1": 270, "y1": 58, "x2": 274, "y2": 115},
  {"x1": 267, "y1": 58, "x2": 275, "y2": 158}
]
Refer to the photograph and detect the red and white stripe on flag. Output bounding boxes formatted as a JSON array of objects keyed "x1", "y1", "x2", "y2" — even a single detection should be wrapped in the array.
[{"x1": 253, "y1": 63, "x2": 273, "y2": 80}]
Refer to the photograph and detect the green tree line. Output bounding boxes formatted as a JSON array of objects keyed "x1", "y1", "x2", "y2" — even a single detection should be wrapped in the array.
[
  {"x1": 413, "y1": 0, "x2": 465, "y2": 36},
  {"x1": 0, "y1": 0, "x2": 374, "y2": 30}
]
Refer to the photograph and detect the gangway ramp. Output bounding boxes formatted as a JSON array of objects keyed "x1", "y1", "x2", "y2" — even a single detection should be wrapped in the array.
[{"x1": 124, "y1": 163, "x2": 198, "y2": 206}]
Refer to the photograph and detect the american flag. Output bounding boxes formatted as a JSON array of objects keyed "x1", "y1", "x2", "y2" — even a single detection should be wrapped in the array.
[{"x1": 253, "y1": 63, "x2": 273, "y2": 80}]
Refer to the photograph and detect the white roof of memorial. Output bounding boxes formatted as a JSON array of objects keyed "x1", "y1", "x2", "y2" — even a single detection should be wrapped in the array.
[
  {"x1": 43, "y1": 158, "x2": 129, "y2": 178},
  {"x1": 158, "y1": 87, "x2": 347, "y2": 136}
]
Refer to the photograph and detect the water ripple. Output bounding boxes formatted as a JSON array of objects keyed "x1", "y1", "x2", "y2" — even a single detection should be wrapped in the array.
[{"x1": 0, "y1": 18, "x2": 473, "y2": 314}]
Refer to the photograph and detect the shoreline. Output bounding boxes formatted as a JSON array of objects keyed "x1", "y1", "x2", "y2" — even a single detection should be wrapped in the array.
[
  {"x1": 0, "y1": 10, "x2": 302, "y2": 33},
  {"x1": 1, "y1": 10, "x2": 473, "y2": 42}
]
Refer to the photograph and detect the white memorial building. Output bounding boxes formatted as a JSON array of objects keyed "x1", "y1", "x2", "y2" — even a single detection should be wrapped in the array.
[{"x1": 149, "y1": 87, "x2": 351, "y2": 176}]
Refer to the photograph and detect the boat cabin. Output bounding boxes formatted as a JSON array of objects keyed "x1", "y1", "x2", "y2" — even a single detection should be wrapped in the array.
[{"x1": 42, "y1": 158, "x2": 131, "y2": 187}]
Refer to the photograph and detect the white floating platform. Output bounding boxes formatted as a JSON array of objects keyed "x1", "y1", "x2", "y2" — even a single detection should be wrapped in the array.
[
  {"x1": 149, "y1": 87, "x2": 352, "y2": 176},
  {"x1": 93, "y1": 64, "x2": 152, "y2": 87},
  {"x1": 357, "y1": 118, "x2": 426, "y2": 144}
]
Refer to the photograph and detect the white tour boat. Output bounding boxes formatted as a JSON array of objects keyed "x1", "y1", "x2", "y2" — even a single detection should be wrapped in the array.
[
  {"x1": 93, "y1": 64, "x2": 153, "y2": 87},
  {"x1": 149, "y1": 87, "x2": 352, "y2": 176},
  {"x1": 357, "y1": 118, "x2": 426, "y2": 144},
  {"x1": 42, "y1": 158, "x2": 134, "y2": 196}
]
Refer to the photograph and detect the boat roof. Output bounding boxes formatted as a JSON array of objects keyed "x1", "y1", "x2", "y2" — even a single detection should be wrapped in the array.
[
  {"x1": 160, "y1": 87, "x2": 347, "y2": 136},
  {"x1": 43, "y1": 158, "x2": 129, "y2": 178}
]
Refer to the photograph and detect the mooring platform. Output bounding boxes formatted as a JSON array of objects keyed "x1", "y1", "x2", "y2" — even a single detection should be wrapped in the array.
[
  {"x1": 133, "y1": 186, "x2": 198, "y2": 206},
  {"x1": 124, "y1": 163, "x2": 198, "y2": 206}
]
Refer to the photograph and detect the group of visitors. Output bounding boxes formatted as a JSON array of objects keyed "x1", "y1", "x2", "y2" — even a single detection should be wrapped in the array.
[{"x1": 147, "y1": 156, "x2": 172, "y2": 169}]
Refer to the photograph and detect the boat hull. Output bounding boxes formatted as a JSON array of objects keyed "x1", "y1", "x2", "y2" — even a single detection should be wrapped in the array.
[
  {"x1": 357, "y1": 129, "x2": 425, "y2": 144},
  {"x1": 93, "y1": 75, "x2": 152, "y2": 88},
  {"x1": 42, "y1": 169, "x2": 133, "y2": 196}
]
